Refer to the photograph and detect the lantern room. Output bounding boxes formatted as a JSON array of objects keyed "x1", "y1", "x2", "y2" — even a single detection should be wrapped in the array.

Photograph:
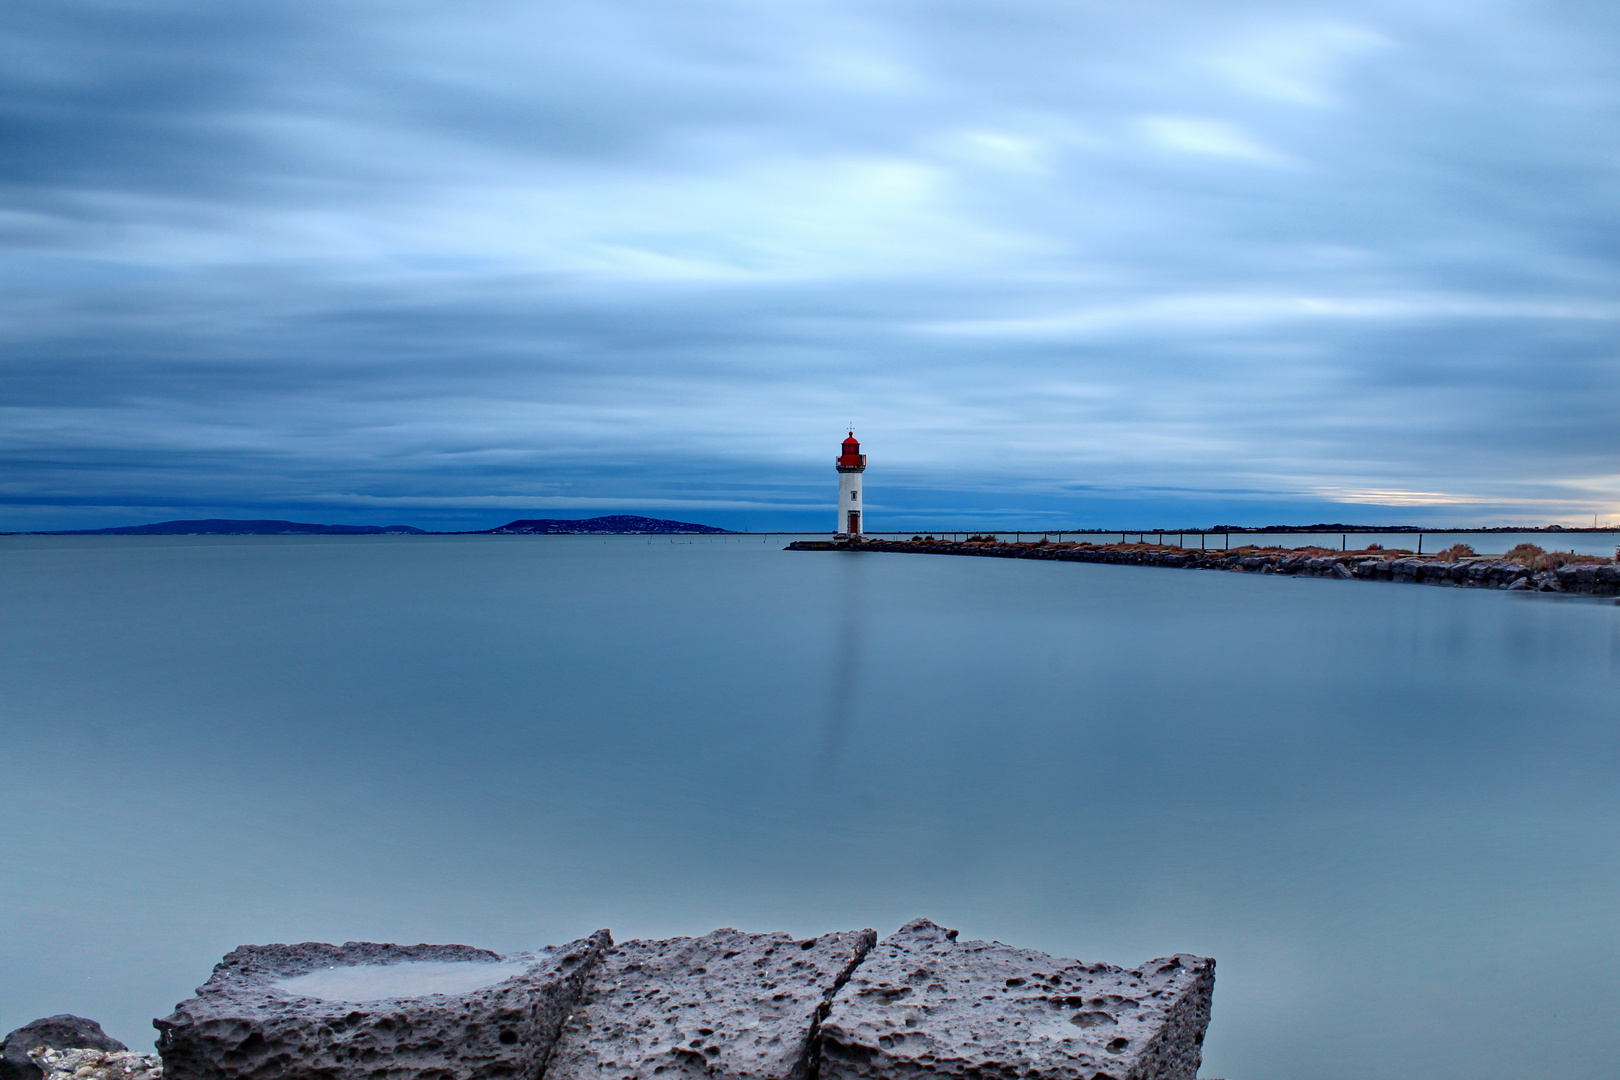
[{"x1": 836, "y1": 433, "x2": 866, "y2": 470}]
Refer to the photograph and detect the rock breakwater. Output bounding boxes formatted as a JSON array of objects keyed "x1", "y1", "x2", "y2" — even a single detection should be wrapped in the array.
[{"x1": 787, "y1": 539, "x2": 1620, "y2": 596}]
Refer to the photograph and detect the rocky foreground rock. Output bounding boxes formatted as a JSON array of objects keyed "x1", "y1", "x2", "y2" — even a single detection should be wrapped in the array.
[
  {"x1": 154, "y1": 936, "x2": 609, "y2": 1080},
  {"x1": 136, "y1": 921, "x2": 1212, "y2": 1080},
  {"x1": 546, "y1": 928, "x2": 875, "y2": 1080},
  {"x1": 817, "y1": 920, "x2": 1212, "y2": 1080},
  {"x1": 1, "y1": 1017, "x2": 130, "y2": 1080}
]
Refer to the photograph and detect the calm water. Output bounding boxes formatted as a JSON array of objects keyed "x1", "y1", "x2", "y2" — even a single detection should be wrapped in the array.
[{"x1": 2, "y1": 535, "x2": 1618, "y2": 1080}]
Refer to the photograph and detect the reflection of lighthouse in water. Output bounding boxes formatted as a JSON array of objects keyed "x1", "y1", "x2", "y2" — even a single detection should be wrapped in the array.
[{"x1": 835, "y1": 431, "x2": 866, "y2": 538}]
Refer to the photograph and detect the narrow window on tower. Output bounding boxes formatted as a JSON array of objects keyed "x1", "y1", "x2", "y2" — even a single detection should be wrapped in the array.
[{"x1": 851, "y1": 491, "x2": 858, "y2": 501}]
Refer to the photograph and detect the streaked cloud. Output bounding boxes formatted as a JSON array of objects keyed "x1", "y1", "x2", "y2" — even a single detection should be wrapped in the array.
[
  {"x1": 1207, "y1": 21, "x2": 1392, "y2": 106},
  {"x1": 1316, "y1": 487, "x2": 1489, "y2": 507},
  {"x1": 1137, "y1": 116, "x2": 1293, "y2": 164}
]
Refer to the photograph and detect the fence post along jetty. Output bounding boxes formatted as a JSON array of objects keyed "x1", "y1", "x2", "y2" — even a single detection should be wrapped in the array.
[{"x1": 786, "y1": 536, "x2": 1620, "y2": 596}]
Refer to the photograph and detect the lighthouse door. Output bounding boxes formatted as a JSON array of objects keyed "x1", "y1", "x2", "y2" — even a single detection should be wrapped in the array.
[{"x1": 847, "y1": 510, "x2": 861, "y2": 534}]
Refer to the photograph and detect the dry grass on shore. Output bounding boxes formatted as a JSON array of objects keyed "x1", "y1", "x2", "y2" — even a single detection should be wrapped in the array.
[{"x1": 1501, "y1": 543, "x2": 1612, "y2": 568}]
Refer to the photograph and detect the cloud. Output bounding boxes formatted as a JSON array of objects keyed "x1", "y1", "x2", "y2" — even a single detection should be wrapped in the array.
[
  {"x1": 3, "y1": 0, "x2": 1620, "y2": 529},
  {"x1": 1137, "y1": 116, "x2": 1293, "y2": 164},
  {"x1": 1316, "y1": 487, "x2": 1490, "y2": 507},
  {"x1": 1206, "y1": 21, "x2": 1392, "y2": 106}
]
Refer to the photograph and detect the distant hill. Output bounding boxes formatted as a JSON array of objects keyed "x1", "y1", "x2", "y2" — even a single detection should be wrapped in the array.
[
  {"x1": 482, "y1": 515, "x2": 730, "y2": 534},
  {"x1": 29, "y1": 514, "x2": 726, "y2": 536},
  {"x1": 44, "y1": 519, "x2": 428, "y2": 535}
]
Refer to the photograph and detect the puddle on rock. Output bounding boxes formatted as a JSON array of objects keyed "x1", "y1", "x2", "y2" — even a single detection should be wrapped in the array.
[{"x1": 274, "y1": 960, "x2": 530, "y2": 1001}]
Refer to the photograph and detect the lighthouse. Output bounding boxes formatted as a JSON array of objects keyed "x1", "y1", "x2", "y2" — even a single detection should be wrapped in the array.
[{"x1": 835, "y1": 430, "x2": 866, "y2": 538}]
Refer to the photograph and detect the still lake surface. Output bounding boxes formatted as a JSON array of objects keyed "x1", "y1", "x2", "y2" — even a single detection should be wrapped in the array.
[{"x1": 2, "y1": 534, "x2": 1618, "y2": 1079}]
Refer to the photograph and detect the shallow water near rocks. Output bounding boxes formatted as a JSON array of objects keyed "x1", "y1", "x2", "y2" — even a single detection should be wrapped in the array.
[
  {"x1": 274, "y1": 960, "x2": 530, "y2": 1001},
  {"x1": 1, "y1": 534, "x2": 1617, "y2": 1080}
]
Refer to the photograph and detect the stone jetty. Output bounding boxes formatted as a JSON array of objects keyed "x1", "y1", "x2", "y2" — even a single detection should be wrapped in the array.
[
  {"x1": 787, "y1": 538, "x2": 1620, "y2": 595},
  {"x1": 131, "y1": 920, "x2": 1213, "y2": 1080}
]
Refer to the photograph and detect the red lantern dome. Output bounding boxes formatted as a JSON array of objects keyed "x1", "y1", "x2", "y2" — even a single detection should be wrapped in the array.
[{"x1": 836, "y1": 431, "x2": 866, "y2": 469}]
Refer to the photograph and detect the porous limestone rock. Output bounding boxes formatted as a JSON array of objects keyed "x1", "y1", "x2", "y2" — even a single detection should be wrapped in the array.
[
  {"x1": 27, "y1": 1048, "x2": 161, "y2": 1080},
  {"x1": 815, "y1": 919, "x2": 1213, "y2": 1080},
  {"x1": 1, "y1": 1017, "x2": 127, "y2": 1080},
  {"x1": 547, "y1": 927, "x2": 876, "y2": 1080},
  {"x1": 154, "y1": 934, "x2": 609, "y2": 1080}
]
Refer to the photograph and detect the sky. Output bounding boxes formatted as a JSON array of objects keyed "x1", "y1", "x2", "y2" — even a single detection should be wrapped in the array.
[{"x1": 4, "y1": 0, "x2": 1620, "y2": 532}]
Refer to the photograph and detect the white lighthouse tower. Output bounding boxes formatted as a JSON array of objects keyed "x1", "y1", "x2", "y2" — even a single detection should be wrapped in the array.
[{"x1": 835, "y1": 430, "x2": 866, "y2": 539}]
